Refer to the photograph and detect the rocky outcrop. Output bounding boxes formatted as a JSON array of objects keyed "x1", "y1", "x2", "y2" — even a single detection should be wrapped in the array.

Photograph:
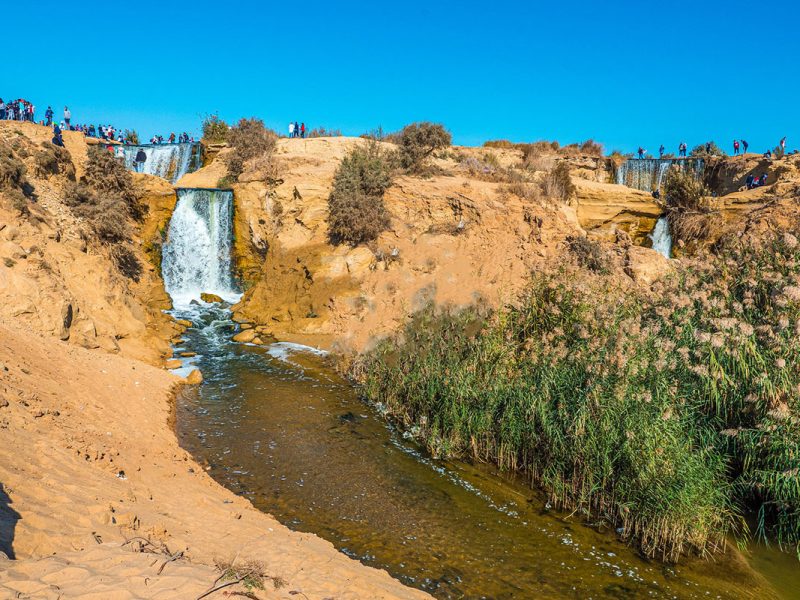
[{"x1": 574, "y1": 179, "x2": 662, "y2": 246}]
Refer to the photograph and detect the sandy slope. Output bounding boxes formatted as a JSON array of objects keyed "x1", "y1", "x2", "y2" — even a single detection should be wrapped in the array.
[{"x1": 0, "y1": 322, "x2": 428, "y2": 599}]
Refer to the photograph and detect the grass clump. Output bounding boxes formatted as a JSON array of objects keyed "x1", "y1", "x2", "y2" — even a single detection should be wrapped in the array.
[
  {"x1": 360, "y1": 234, "x2": 800, "y2": 562},
  {"x1": 328, "y1": 140, "x2": 395, "y2": 245},
  {"x1": 541, "y1": 162, "x2": 576, "y2": 202},
  {"x1": 396, "y1": 122, "x2": 451, "y2": 173},
  {"x1": 225, "y1": 117, "x2": 278, "y2": 180}
]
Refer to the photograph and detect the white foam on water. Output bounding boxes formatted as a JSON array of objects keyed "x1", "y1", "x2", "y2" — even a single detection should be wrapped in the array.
[
  {"x1": 266, "y1": 342, "x2": 329, "y2": 364},
  {"x1": 115, "y1": 143, "x2": 200, "y2": 183},
  {"x1": 649, "y1": 216, "x2": 672, "y2": 259}
]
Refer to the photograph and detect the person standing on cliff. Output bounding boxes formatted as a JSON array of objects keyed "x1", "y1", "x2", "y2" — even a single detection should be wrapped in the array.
[
  {"x1": 0, "y1": 98, "x2": 5, "y2": 120},
  {"x1": 659, "y1": 144, "x2": 665, "y2": 158},
  {"x1": 288, "y1": 122, "x2": 294, "y2": 138},
  {"x1": 63, "y1": 106, "x2": 71, "y2": 128},
  {"x1": 134, "y1": 148, "x2": 147, "y2": 172},
  {"x1": 678, "y1": 142, "x2": 686, "y2": 157},
  {"x1": 780, "y1": 137, "x2": 787, "y2": 153},
  {"x1": 742, "y1": 139, "x2": 749, "y2": 154},
  {"x1": 733, "y1": 140, "x2": 740, "y2": 155},
  {"x1": 637, "y1": 147, "x2": 646, "y2": 159},
  {"x1": 301, "y1": 122, "x2": 306, "y2": 138},
  {"x1": 45, "y1": 106, "x2": 54, "y2": 126}
]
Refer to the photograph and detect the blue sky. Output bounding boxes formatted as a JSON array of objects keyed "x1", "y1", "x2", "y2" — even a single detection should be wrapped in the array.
[{"x1": 2, "y1": 0, "x2": 796, "y2": 153}]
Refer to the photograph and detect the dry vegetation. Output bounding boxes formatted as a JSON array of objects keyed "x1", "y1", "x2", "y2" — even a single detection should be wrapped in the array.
[{"x1": 663, "y1": 168, "x2": 722, "y2": 252}]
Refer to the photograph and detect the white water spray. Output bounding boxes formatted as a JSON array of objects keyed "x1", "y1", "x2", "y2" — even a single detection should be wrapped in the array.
[
  {"x1": 162, "y1": 189, "x2": 240, "y2": 307},
  {"x1": 115, "y1": 143, "x2": 201, "y2": 183},
  {"x1": 649, "y1": 216, "x2": 672, "y2": 258}
]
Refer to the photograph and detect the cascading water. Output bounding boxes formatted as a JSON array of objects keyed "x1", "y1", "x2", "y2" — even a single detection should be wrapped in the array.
[
  {"x1": 115, "y1": 143, "x2": 201, "y2": 183},
  {"x1": 616, "y1": 158, "x2": 704, "y2": 192},
  {"x1": 649, "y1": 216, "x2": 672, "y2": 258},
  {"x1": 162, "y1": 188, "x2": 239, "y2": 307}
]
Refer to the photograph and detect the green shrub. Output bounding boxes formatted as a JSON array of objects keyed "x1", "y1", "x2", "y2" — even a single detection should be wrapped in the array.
[
  {"x1": 396, "y1": 122, "x2": 451, "y2": 173},
  {"x1": 328, "y1": 140, "x2": 394, "y2": 245},
  {"x1": 361, "y1": 235, "x2": 800, "y2": 561},
  {"x1": 226, "y1": 118, "x2": 278, "y2": 179},
  {"x1": 123, "y1": 129, "x2": 140, "y2": 145},
  {"x1": 691, "y1": 141, "x2": 726, "y2": 157},
  {"x1": 202, "y1": 113, "x2": 229, "y2": 144}
]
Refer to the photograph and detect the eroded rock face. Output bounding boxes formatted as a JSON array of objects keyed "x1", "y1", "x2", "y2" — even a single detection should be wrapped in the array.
[
  {"x1": 0, "y1": 122, "x2": 177, "y2": 365},
  {"x1": 574, "y1": 179, "x2": 662, "y2": 246}
]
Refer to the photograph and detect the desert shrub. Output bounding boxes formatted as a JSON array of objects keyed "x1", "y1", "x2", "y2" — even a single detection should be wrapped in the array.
[
  {"x1": 202, "y1": 113, "x2": 229, "y2": 144},
  {"x1": 501, "y1": 180, "x2": 541, "y2": 203},
  {"x1": 308, "y1": 126, "x2": 343, "y2": 138},
  {"x1": 226, "y1": 118, "x2": 278, "y2": 180},
  {"x1": 64, "y1": 182, "x2": 130, "y2": 243},
  {"x1": 773, "y1": 145, "x2": 786, "y2": 159},
  {"x1": 483, "y1": 139, "x2": 514, "y2": 149},
  {"x1": 5, "y1": 188, "x2": 28, "y2": 215},
  {"x1": 111, "y1": 245, "x2": 142, "y2": 282},
  {"x1": 34, "y1": 143, "x2": 75, "y2": 180},
  {"x1": 396, "y1": 122, "x2": 452, "y2": 173},
  {"x1": 663, "y1": 168, "x2": 721, "y2": 248},
  {"x1": 123, "y1": 129, "x2": 140, "y2": 145},
  {"x1": 691, "y1": 141, "x2": 726, "y2": 157},
  {"x1": 328, "y1": 140, "x2": 394, "y2": 245},
  {"x1": 362, "y1": 234, "x2": 800, "y2": 561},
  {"x1": 0, "y1": 144, "x2": 27, "y2": 189},
  {"x1": 579, "y1": 139, "x2": 604, "y2": 157},
  {"x1": 540, "y1": 161, "x2": 576, "y2": 201},
  {"x1": 567, "y1": 235, "x2": 608, "y2": 272},
  {"x1": 83, "y1": 145, "x2": 141, "y2": 219}
]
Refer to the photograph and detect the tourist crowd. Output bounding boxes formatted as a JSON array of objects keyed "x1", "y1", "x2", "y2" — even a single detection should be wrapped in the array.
[
  {"x1": 637, "y1": 138, "x2": 788, "y2": 160},
  {"x1": 148, "y1": 132, "x2": 193, "y2": 144}
]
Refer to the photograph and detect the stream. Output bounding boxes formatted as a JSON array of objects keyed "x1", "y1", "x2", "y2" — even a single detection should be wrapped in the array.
[{"x1": 171, "y1": 304, "x2": 793, "y2": 600}]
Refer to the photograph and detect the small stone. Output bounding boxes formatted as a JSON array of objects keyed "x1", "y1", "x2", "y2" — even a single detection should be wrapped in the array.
[
  {"x1": 179, "y1": 352, "x2": 196, "y2": 358},
  {"x1": 239, "y1": 323, "x2": 253, "y2": 330},
  {"x1": 252, "y1": 337, "x2": 264, "y2": 345},
  {"x1": 0, "y1": 397, "x2": 8, "y2": 408},
  {"x1": 165, "y1": 359, "x2": 182, "y2": 369},
  {"x1": 186, "y1": 369, "x2": 203, "y2": 385},
  {"x1": 175, "y1": 319, "x2": 193, "y2": 328}
]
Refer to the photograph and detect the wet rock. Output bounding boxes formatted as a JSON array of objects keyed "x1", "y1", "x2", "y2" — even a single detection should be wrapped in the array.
[
  {"x1": 232, "y1": 329, "x2": 257, "y2": 343},
  {"x1": 165, "y1": 359, "x2": 182, "y2": 369},
  {"x1": 239, "y1": 323, "x2": 253, "y2": 330},
  {"x1": 201, "y1": 292, "x2": 223, "y2": 304},
  {"x1": 251, "y1": 337, "x2": 264, "y2": 345},
  {"x1": 179, "y1": 351, "x2": 196, "y2": 357},
  {"x1": 186, "y1": 369, "x2": 203, "y2": 384},
  {"x1": 175, "y1": 319, "x2": 193, "y2": 328}
]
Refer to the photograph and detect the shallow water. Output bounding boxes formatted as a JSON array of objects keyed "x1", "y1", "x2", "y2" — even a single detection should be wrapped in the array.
[{"x1": 174, "y1": 305, "x2": 792, "y2": 599}]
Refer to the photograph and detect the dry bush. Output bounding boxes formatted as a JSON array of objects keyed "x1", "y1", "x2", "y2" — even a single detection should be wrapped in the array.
[
  {"x1": 0, "y1": 143, "x2": 27, "y2": 188},
  {"x1": 483, "y1": 139, "x2": 514, "y2": 149},
  {"x1": 34, "y1": 143, "x2": 75, "y2": 180},
  {"x1": 567, "y1": 235, "x2": 608, "y2": 272},
  {"x1": 123, "y1": 129, "x2": 139, "y2": 145},
  {"x1": 579, "y1": 139, "x2": 604, "y2": 157},
  {"x1": 502, "y1": 180, "x2": 542, "y2": 203},
  {"x1": 328, "y1": 140, "x2": 394, "y2": 245},
  {"x1": 396, "y1": 122, "x2": 452, "y2": 173},
  {"x1": 5, "y1": 188, "x2": 28, "y2": 215},
  {"x1": 64, "y1": 182, "x2": 130, "y2": 243},
  {"x1": 202, "y1": 113, "x2": 229, "y2": 144},
  {"x1": 111, "y1": 245, "x2": 143, "y2": 282},
  {"x1": 663, "y1": 168, "x2": 720, "y2": 251},
  {"x1": 541, "y1": 162, "x2": 576, "y2": 202},
  {"x1": 226, "y1": 118, "x2": 278, "y2": 180},
  {"x1": 84, "y1": 146, "x2": 141, "y2": 219},
  {"x1": 308, "y1": 126, "x2": 343, "y2": 138}
]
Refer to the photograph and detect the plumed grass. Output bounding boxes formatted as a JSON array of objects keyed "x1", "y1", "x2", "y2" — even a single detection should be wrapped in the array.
[{"x1": 360, "y1": 234, "x2": 800, "y2": 562}]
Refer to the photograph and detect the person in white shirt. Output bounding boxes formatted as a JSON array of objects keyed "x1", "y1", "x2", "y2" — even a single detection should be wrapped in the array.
[
  {"x1": 288, "y1": 122, "x2": 294, "y2": 138},
  {"x1": 64, "y1": 106, "x2": 71, "y2": 127}
]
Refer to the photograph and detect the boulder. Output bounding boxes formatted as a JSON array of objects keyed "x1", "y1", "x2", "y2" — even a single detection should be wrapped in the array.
[
  {"x1": 186, "y1": 369, "x2": 204, "y2": 384},
  {"x1": 175, "y1": 319, "x2": 193, "y2": 328},
  {"x1": 232, "y1": 329, "x2": 257, "y2": 343},
  {"x1": 200, "y1": 293, "x2": 224, "y2": 304}
]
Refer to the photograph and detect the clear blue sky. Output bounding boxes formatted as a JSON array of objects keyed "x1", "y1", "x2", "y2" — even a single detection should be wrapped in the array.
[{"x1": 2, "y1": 0, "x2": 796, "y2": 154}]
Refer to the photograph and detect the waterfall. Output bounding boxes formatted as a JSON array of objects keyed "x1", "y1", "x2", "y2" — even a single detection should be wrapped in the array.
[
  {"x1": 649, "y1": 216, "x2": 672, "y2": 258},
  {"x1": 115, "y1": 143, "x2": 201, "y2": 183},
  {"x1": 162, "y1": 189, "x2": 239, "y2": 307},
  {"x1": 615, "y1": 158, "x2": 704, "y2": 192}
]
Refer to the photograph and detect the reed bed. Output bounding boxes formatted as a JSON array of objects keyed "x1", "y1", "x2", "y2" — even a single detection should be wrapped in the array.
[{"x1": 360, "y1": 234, "x2": 800, "y2": 561}]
